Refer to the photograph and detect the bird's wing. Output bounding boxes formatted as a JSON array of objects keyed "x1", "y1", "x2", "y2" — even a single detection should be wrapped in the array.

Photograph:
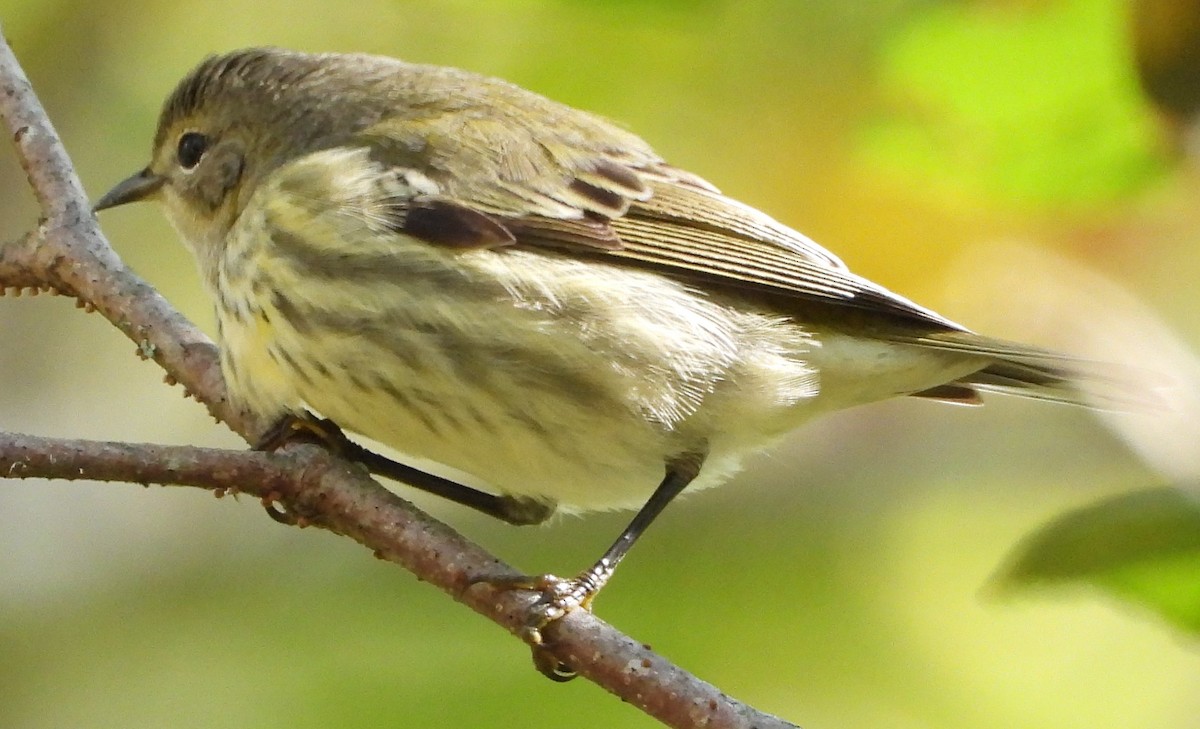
[
  {"x1": 350, "y1": 112, "x2": 964, "y2": 331},
  {"x1": 259, "y1": 139, "x2": 1154, "y2": 412}
]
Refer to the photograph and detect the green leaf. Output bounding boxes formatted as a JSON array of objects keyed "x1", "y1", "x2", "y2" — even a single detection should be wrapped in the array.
[
  {"x1": 994, "y1": 486, "x2": 1200, "y2": 634},
  {"x1": 865, "y1": 0, "x2": 1166, "y2": 208}
]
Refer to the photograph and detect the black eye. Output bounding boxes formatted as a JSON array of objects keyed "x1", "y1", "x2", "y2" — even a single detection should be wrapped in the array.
[{"x1": 176, "y1": 132, "x2": 209, "y2": 170}]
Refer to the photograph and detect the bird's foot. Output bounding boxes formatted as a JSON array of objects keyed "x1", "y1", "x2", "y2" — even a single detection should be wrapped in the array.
[
  {"x1": 480, "y1": 561, "x2": 615, "y2": 681},
  {"x1": 254, "y1": 412, "x2": 350, "y2": 453}
]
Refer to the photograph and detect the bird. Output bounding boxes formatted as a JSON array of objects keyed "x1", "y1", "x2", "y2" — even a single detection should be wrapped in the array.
[{"x1": 94, "y1": 47, "x2": 1139, "y2": 678}]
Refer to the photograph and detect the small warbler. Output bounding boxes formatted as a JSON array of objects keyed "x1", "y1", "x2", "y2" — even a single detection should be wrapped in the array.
[{"x1": 97, "y1": 48, "x2": 1132, "y2": 672}]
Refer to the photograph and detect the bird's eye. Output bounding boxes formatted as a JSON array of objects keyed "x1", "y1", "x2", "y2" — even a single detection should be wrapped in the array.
[{"x1": 176, "y1": 132, "x2": 210, "y2": 170}]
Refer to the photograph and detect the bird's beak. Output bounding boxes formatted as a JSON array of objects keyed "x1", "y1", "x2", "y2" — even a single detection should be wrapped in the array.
[{"x1": 94, "y1": 167, "x2": 165, "y2": 212}]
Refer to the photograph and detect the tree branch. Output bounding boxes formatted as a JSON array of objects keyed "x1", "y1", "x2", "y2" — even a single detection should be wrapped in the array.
[
  {"x1": 0, "y1": 30, "x2": 798, "y2": 729},
  {"x1": 0, "y1": 43, "x2": 238, "y2": 431}
]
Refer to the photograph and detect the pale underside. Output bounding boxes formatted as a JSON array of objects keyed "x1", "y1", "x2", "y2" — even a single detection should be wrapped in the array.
[{"x1": 200, "y1": 148, "x2": 990, "y2": 512}]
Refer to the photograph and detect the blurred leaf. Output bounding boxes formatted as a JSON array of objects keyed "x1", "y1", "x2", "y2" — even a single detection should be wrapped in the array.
[
  {"x1": 864, "y1": 0, "x2": 1166, "y2": 208},
  {"x1": 1131, "y1": 0, "x2": 1200, "y2": 121},
  {"x1": 995, "y1": 486, "x2": 1200, "y2": 633}
]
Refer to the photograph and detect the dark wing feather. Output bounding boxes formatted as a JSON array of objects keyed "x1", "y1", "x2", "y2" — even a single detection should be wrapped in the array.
[
  {"x1": 496, "y1": 170, "x2": 964, "y2": 330},
  {"x1": 355, "y1": 109, "x2": 963, "y2": 329},
  {"x1": 607, "y1": 179, "x2": 960, "y2": 328}
]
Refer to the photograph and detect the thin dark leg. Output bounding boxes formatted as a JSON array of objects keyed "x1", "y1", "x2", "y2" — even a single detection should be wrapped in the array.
[
  {"x1": 257, "y1": 413, "x2": 554, "y2": 526},
  {"x1": 484, "y1": 451, "x2": 705, "y2": 681},
  {"x1": 571, "y1": 453, "x2": 703, "y2": 597},
  {"x1": 340, "y1": 440, "x2": 555, "y2": 526}
]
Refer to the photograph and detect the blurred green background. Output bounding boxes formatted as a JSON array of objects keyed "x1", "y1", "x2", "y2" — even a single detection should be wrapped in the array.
[{"x1": 3, "y1": 0, "x2": 1200, "y2": 727}]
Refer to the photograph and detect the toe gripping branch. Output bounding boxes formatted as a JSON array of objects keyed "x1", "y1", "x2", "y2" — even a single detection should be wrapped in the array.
[{"x1": 477, "y1": 451, "x2": 705, "y2": 681}]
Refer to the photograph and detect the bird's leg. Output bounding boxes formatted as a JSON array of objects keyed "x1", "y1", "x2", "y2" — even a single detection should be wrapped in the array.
[
  {"x1": 256, "y1": 412, "x2": 555, "y2": 526},
  {"x1": 482, "y1": 451, "x2": 705, "y2": 681}
]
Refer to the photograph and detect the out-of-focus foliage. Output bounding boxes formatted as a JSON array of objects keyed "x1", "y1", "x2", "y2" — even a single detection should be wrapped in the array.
[
  {"x1": 3, "y1": 1, "x2": 1200, "y2": 728},
  {"x1": 996, "y1": 486, "x2": 1200, "y2": 633},
  {"x1": 1131, "y1": 0, "x2": 1200, "y2": 124},
  {"x1": 865, "y1": 0, "x2": 1166, "y2": 208}
]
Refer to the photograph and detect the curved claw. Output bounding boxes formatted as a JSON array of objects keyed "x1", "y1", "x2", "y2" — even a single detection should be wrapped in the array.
[
  {"x1": 473, "y1": 569, "x2": 611, "y2": 681},
  {"x1": 531, "y1": 645, "x2": 578, "y2": 682}
]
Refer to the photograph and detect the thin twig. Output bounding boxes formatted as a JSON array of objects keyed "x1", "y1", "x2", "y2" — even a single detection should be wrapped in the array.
[{"x1": 0, "y1": 30, "x2": 799, "y2": 729}]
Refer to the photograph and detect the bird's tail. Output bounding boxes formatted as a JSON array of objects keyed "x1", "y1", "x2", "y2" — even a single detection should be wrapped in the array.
[{"x1": 899, "y1": 330, "x2": 1163, "y2": 411}]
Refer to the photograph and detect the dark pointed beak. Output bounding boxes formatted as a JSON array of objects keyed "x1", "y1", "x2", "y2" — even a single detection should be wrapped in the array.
[{"x1": 93, "y1": 168, "x2": 165, "y2": 212}]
